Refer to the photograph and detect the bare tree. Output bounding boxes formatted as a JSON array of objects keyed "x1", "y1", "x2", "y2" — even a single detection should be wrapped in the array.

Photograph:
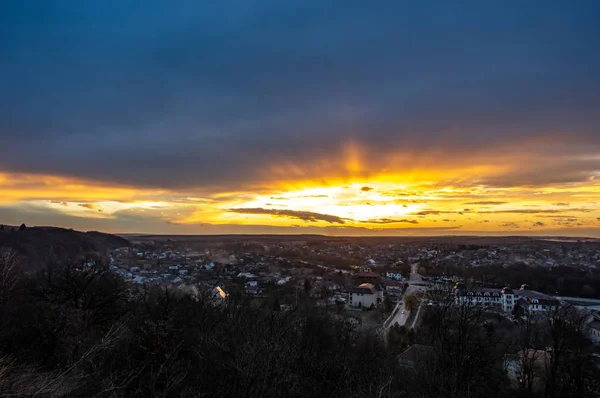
[
  {"x1": 410, "y1": 284, "x2": 508, "y2": 398},
  {"x1": 543, "y1": 305, "x2": 598, "y2": 398},
  {"x1": 515, "y1": 312, "x2": 546, "y2": 393},
  {"x1": 0, "y1": 248, "x2": 21, "y2": 304}
]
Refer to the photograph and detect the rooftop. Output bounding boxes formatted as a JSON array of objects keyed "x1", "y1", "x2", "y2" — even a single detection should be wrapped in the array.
[{"x1": 349, "y1": 283, "x2": 383, "y2": 294}]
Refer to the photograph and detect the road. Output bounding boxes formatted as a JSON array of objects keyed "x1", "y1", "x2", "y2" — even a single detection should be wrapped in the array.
[{"x1": 383, "y1": 263, "x2": 425, "y2": 330}]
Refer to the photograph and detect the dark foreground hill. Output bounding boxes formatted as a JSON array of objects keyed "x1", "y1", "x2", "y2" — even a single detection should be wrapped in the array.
[{"x1": 0, "y1": 226, "x2": 131, "y2": 271}]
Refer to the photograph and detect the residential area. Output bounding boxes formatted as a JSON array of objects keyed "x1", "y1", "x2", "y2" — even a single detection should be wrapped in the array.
[{"x1": 109, "y1": 236, "x2": 600, "y2": 348}]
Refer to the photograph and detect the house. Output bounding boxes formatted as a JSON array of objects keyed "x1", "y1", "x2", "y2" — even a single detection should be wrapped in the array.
[
  {"x1": 237, "y1": 272, "x2": 257, "y2": 279},
  {"x1": 386, "y1": 271, "x2": 403, "y2": 281},
  {"x1": 585, "y1": 312, "x2": 600, "y2": 344},
  {"x1": 327, "y1": 283, "x2": 341, "y2": 291},
  {"x1": 385, "y1": 281, "x2": 405, "y2": 296},
  {"x1": 353, "y1": 271, "x2": 381, "y2": 284},
  {"x1": 587, "y1": 320, "x2": 600, "y2": 344},
  {"x1": 211, "y1": 286, "x2": 228, "y2": 304},
  {"x1": 348, "y1": 283, "x2": 384, "y2": 308},
  {"x1": 246, "y1": 280, "x2": 259, "y2": 294}
]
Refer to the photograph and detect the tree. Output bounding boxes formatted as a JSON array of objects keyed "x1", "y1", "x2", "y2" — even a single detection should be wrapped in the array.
[
  {"x1": 383, "y1": 295, "x2": 394, "y2": 313},
  {"x1": 542, "y1": 306, "x2": 599, "y2": 398},
  {"x1": 514, "y1": 312, "x2": 545, "y2": 394},
  {"x1": 18, "y1": 224, "x2": 26, "y2": 230},
  {"x1": 272, "y1": 296, "x2": 281, "y2": 312},
  {"x1": 0, "y1": 249, "x2": 20, "y2": 305},
  {"x1": 581, "y1": 285, "x2": 596, "y2": 298},
  {"x1": 410, "y1": 293, "x2": 507, "y2": 398},
  {"x1": 0, "y1": 225, "x2": 4, "y2": 231},
  {"x1": 418, "y1": 266, "x2": 426, "y2": 275},
  {"x1": 387, "y1": 324, "x2": 415, "y2": 353},
  {"x1": 404, "y1": 292, "x2": 420, "y2": 312},
  {"x1": 303, "y1": 278, "x2": 312, "y2": 293}
]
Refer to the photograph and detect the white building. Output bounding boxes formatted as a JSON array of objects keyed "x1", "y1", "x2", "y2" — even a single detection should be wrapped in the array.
[
  {"x1": 516, "y1": 294, "x2": 560, "y2": 314},
  {"x1": 454, "y1": 284, "x2": 558, "y2": 314},
  {"x1": 348, "y1": 283, "x2": 384, "y2": 309},
  {"x1": 386, "y1": 271, "x2": 403, "y2": 281}
]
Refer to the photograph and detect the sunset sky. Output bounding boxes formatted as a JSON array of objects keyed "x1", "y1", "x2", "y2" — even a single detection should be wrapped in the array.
[{"x1": 1, "y1": 1, "x2": 600, "y2": 236}]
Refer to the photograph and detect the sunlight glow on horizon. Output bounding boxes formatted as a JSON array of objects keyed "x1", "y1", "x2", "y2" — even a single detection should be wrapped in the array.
[{"x1": 1, "y1": 166, "x2": 600, "y2": 235}]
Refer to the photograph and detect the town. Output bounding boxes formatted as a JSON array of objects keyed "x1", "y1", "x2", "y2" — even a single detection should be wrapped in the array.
[{"x1": 109, "y1": 235, "x2": 600, "y2": 347}]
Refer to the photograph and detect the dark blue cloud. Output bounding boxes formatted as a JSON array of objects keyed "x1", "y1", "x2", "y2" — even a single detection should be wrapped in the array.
[{"x1": 1, "y1": 1, "x2": 599, "y2": 188}]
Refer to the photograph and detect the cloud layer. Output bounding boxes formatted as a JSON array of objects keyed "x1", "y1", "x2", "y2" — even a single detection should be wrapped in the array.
[
  {"x1": 2, "y1": 1, "x2": 600, "y2": 190},
  {"x1": 1, "y1": 1, "x2": 600, "y2": 235}
]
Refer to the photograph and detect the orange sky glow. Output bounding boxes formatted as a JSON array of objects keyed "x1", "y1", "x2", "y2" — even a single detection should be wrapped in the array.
[{"x1": 1, "y1": 146, "x2": 599, "y2": 236}]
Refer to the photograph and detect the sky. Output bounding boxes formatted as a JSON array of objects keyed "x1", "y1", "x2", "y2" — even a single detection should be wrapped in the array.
[{"x1": 1, "y1": 1, "x2": 600, "y2": 236}]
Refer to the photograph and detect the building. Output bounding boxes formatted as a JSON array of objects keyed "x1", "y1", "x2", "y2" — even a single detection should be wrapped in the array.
[
  {"x1": 455, "y1": 284, "x2": 515, "y2": 312},
  {"x1": 515, "y1": 288, "x2": 560, "y2": 314},
  {"x1": 348, "y1": 283, "x2": 384, "y2": 308},
  {"x1": 454, "y1": 284, "x2": 557, "y2": 313},
  {"x1": 211, "y1": 286, "x2": 228, "y2": 304},
  {"x1": 353, "y1": 271, "x2": 381, "y2": 284},
  {"x1": 385, "y1": 281, "x2": 406, "y2": 296},
  {"x1": 587, "y1": 320, "x2": 600, "y2": 344},
  {"x1": 501, "y1": 287, "x2": 516, "y2": 312},
  {"x1": 585, "y1": 312, "x2": 600, "y2": 344},
  {"x1": 386, "y1": 271, "x2": 403, "y2": 281}
]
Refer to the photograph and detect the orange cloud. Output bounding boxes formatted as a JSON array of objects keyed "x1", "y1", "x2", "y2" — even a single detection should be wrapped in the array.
[{"x1": 1, "y1": 160, "x2": 600, "y2": 236}]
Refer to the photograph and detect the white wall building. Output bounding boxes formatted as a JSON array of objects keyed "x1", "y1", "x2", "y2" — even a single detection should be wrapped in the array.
[
  {"x1": 386, "y1": 271, "x2": 403, "y2": 281},
  {"x1": 454, "y1": 285, "x2": 558, "y2": 313},
  {"x1": 455, "y1": 286, "x2": 511, "y2": 311},
  {"x1": 348, "y1": 283, "x2": 384, "y2": 308}
]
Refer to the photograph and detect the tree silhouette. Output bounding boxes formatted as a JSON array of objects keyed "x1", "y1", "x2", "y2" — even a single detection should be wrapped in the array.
[{"x1": 19, "y1": 224, "x2": 26, "y2": 231}]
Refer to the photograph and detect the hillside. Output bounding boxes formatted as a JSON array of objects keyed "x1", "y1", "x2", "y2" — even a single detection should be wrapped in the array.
[{"x1": 0, "y1": 226, "x2": 131, "y2": 271}]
